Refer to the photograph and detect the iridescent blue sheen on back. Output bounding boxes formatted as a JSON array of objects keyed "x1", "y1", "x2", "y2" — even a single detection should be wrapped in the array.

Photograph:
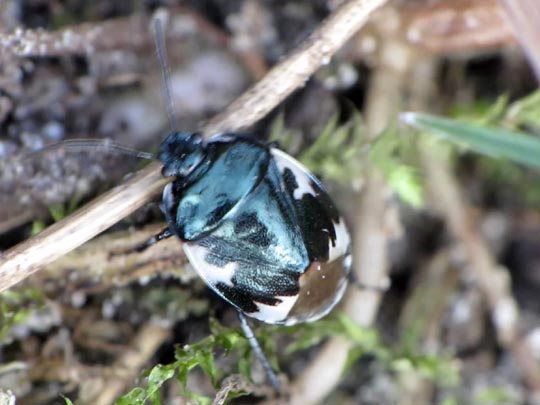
[
  {"x1": 159, "y1": 132, "x2": 350, "y2": 324},
  {"x1": 170, "y1": 136, "x2": 270, "y2": 240},
  {"x1": 197, "y1": 157, "x2": 310, "y2": 312}
]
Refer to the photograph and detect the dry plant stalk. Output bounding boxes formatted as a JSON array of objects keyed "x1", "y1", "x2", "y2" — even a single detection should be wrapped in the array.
[
  {"x1": 289, "y1": 9, "x2": 409, "y2": 403},
  {"x1": 422, "y1": 148, "x2": 520, "y2": 343},
  {"x1": 408, "y1": 53, "x2": 540, "y2": 396},
  {"x1": 420, "y1": 145, "x2": 540, "y2": 394},
  {"x1": 0, "y1": 0, "x2": 389, "y2": 293}
]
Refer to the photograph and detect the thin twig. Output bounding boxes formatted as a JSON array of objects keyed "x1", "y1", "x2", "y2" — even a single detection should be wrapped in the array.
[
  {"x1": 420, "y1": 145, "x2": 540, "y2": 394},
  {"x1": 409, "y1": 54, "x2": 540, "y2": 397},
  {"x1": 0, "y1": 161, "x2": 166, "y2": 292},
  {"x1": 393, "y1": 57, "x2": 453, "y2": 405},
  {"x1": 421, "y1": 146, "x2": 519, "y2": 345},
  {"x1": 0, "y1": 0, "x2": 388, "y2": 291}
]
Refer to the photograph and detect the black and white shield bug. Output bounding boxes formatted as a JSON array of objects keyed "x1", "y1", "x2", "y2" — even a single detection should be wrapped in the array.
[
  {"x1": 155, "y1": 131, "x2": 352, "y2": 326},
  {"x1": 4, "y1": 8, "x2": 355, "y2": 396},
  {"x1": 50, "y1": 16, "x2": 352, "y2": 390}
]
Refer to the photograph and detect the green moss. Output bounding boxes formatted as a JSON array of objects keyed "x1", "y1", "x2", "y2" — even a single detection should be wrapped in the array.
[{"x1": 0, "y1": 288, "x2": 45, "y2": 343}]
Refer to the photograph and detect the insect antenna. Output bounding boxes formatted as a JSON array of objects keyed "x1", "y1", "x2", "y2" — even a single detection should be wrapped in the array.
[
  {"x1": 152, "y1": 12, "x2": 178, "y2": 134},
  {"x1": 25, "y1": 139, "x2": 155, "y2": 161}
]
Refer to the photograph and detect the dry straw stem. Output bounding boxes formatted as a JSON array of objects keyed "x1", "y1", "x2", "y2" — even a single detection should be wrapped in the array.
[
  {"x1": 421, "y1": 144, "x2": 520, "y2": 345},
  {"x1": 410, "y1": 54, "x2": 540, "y2": 395},
  {"x1": 0, "y1": 0, "x2": 388, "y2": 289},
  {"x1": 401, "y1": 48, "x2": 540, "y2": 398},
  {"x1": 420, "y1": 145, "x2": 540, "y2": 394},
  {"x1": 394, "y1": 57, "x2": 453, "y2": 405},
  {"x1": 289, "y1": 10, "x2": 409, "y2": 404}
]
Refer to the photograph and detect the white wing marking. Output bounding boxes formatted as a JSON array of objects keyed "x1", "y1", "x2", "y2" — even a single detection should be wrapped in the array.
[
  {"x1": 183, "y1": 242, "x2": 236, "y2": 287},
  {"x1": 271, "y1": 148, "x2": 318, "y2": 200}
]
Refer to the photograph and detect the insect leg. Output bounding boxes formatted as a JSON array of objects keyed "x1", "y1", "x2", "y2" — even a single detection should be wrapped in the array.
[
  {"x1": 134, "y1": 227, "x2": 173, "y2": 252},
  {"x1": 237, "y1": 311, "x2": 282, "y2": 392}
]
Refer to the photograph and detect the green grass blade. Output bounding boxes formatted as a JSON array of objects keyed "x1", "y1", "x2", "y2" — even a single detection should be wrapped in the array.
[{"x1": 400, "y1": 112, "x2": 540, "y2": 169}]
